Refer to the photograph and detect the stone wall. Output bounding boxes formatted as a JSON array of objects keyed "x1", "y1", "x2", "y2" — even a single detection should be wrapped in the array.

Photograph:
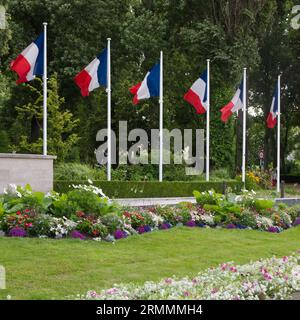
[{"x1": 0, "y1": 153, "x2": 56, "y2": 193}]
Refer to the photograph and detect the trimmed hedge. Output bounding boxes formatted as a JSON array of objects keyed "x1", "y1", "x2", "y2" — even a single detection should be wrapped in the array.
[
  {"x1": 54, "y1": 180, "x2": 243, "y2": 198},
  {"x1": 280, "y1": 174, "x2": 300, "y2": 183}
]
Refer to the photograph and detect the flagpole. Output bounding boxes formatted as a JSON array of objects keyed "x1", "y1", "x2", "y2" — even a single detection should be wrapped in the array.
[
  {"x1": 159, "y1": 51, "x2": 163, "y2": 182},
  {"x1": 107, "y1": 38, "x2": 111, "y2": 181},
  {"x1": 206, "y1": 59, "x2": 210, "y2": 182},
  {"x1": 242, "y1": 68, "x2": 247, "y2": 185},
  {"x1": 277, "y1": 75, "x2": 281, "y2": 193},
  {"x1": 43, "y1": 22, "x2": 47, "y2": 156}
]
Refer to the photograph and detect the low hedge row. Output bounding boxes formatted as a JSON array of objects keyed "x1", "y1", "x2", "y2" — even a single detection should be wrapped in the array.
[
  {"x1": 280, "y1": 174, "x2": 300, "y2": 183},
  {"x1": 54, "y1": 180, "x2": 243, "y2": 198}
]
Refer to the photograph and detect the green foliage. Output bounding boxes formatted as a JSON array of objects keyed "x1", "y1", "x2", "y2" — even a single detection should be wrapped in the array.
[
  {"x1": 54, "y1": 180, "x2": 243, "y2": 198},
  {"x1": 54, "y1": 163, "x2": 106, "y2": 181},
  {"x1": 254, "y1": 199, "x2": 275, "y2": 212},
  {"x1": 193, "y1": 190, "x2": 225, "y2": 206},
  {"x1": 2, "y1": 184, "x2": 52, "y2": 214},
  {"x1": 9, "y1": 74, "x2": 79, "y2": 160},
  {"x1": 28, "y1": 214, "x2": 52, "y2": 237},
  {"x1": 0, "y1": 0, "x2": 299, "y2": 172},
  {"x1": 50, "y1": 193, "x2": 79, "y2": 218},
  {"x1": 66, "y1": 189, "x2": 114, "y2": 216},
  {"x1": 237, "y1": 209, "x2": 257, "y2": 229},
  {"x1": 0, "y1": 130, "x2": 9, "y2": 152}
]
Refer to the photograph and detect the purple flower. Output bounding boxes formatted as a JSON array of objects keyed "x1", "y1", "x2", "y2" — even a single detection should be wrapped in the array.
[
  {"x1": 226, "y1": 223, "x2": 236, "y2": 229},
  {"x1": 9, "y1": 227, "x2": 26, "y2": 237},
  {"x1": 160, "y1": 223, "x2": 172, "y2": 230},
  {"x1": 137, "y1": 226, "x2": 145, "y2": 234},
  {"x1": 268, "y1": 226, "x2": 280, "y2": 233},
  {"x1": 197, "y1": 223, "x2": 206, "y2": 228},
  {"x1": 293, "y1": 217, "x2": 300, "y2": 226},
  {"x1": 71, "y1": 230, "x2": 85, "y2": 240},
  {"x1": 236, "y1": 224, "x2": 247, "y2": 229},
  {"x1": 114, "y1": 229, "x2": 127, "y2": 240},
  {"x1": 186, "y1": 220, "x2": 196, "y2": 227},
  {"x1": 144, "y1": 225, "x2": 151, "y2": 232}
]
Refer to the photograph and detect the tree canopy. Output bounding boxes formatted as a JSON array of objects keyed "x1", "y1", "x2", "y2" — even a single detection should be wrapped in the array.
[{"x1": 0, "y1": 0, "x2": 299, "y2": 175}]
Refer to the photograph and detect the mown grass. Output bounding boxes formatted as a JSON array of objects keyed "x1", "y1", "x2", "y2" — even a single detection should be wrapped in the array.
[{"x1": 0, "y1": 227, "x2": 300, "y2": 300}]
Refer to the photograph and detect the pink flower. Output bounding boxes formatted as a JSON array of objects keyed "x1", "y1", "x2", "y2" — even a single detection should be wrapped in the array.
[
  {"x1": 221, "y1": 264, "x2": 228, "y2": 271},
  {"x1": 282, "y1": 256, "x2": 288, "y2": 262},
  {"x1": 183, "y1": 291, "x2": 189, "y2": 297},
  {"x1": 164, "y1": 278, "x2": 172, "y2": 284}
]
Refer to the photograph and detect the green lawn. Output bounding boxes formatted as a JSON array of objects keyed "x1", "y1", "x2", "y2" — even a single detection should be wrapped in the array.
[{"x1": 0, "y1": 227, "x2": 300, "y2": 300}]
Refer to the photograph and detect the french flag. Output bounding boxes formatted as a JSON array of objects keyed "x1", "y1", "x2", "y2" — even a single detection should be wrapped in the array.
[
  {"x1": 220, "y1": 80, "x2": 244, "y2": 122},
  {"x1": 267, "y1": 83, "x2": 279, "y2": 129},
  {"x1": 129, "y1": 63, "x2": 160, "y2": 104},
  {"x1": 184, "y1": 70, "x2": 208, "y2": 114},
  {"x1": 74, "y1": 48, "x2": 107, "y2": 97},
  {"x1": 10, "y1": 33, "x2": 44, "y2": 84}
]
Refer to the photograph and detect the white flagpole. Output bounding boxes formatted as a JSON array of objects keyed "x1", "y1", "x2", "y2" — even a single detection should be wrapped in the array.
[
  {"x1": 159, "y1": 51, "x2": 163, "y2": 182},
  {"x1": 242, "y1": 68, "x2": 247, "y2": 184},
  {"x1": 107, "y1": 38, "x2": 111, "y2": 181},
  {"x1": 277, "y1": 75, "x2": 281, "y2": 193},
  {"x1": 43, "y1": 22, "x2": 47, "y2": 156},
  {"x1": 206, "y1": 59, "x2": 210, "y2": 182}
]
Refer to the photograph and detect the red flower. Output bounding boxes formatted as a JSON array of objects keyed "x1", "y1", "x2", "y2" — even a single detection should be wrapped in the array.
[
  {"x1": 25, "y1": 209, "x2": 30, "y2": 213},
  {"x1": 16, "y1": 211, "x2": 21, "y2": 215},
  {"x1": 76, "y1": 211, "x2": 85, "y2": 218},
  {"x1": 123, "y1": 212, "x2": 132, "y2": 218}
]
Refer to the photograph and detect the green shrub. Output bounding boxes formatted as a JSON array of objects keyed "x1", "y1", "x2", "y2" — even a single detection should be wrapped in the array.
[
  {"x1": 254, "y1": 199, "x2": 275, "y2": 212},
  {"x1": 54, "y1": 163, "x2": 106, "y2": 181},
  {"x1": 50, "y1": 193, "x2": 80, "y2": 218},
  {"x1": 54, "y1": 180, "x2": 243, "y2": 198},
  {"x1": 66, "y1": 189, "x2": 112, "y2": 216},
  {"x1": 193, "y1": 190, "x2": 225, "y2": 206},
  {"x1": 237, "y1": 209, "x2": 257, "y2": 228},
  {"x1": 2, "y1": 185, "x2": 52, "y2": 214}
]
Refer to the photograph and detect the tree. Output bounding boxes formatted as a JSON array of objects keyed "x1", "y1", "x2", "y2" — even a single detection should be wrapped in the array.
[{"x1": 10, "y1": 73, "x2": 79, "y2": 161}]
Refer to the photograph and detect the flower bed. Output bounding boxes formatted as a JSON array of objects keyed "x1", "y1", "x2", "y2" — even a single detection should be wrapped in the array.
[
  {"x1": 0, "y1": 185, "x2": 300, "y2": 241},
  {"x1": 82, "y1": 253, "x2": 300, "y2": 300}
]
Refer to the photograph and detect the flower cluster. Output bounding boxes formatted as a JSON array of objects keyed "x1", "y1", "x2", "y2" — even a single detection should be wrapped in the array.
[
  {"x1": 82, "y1": 253, "x2": 300, "y2": 300},
  {"x1": 1, "y1": 186, "x2": 300, "y2": 242},
  {"x1": 49, "y1": 217, "x2": 77, "y2": 238}
]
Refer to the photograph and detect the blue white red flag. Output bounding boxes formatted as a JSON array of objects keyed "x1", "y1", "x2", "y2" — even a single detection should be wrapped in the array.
[
  {"x1": 184, "y1": 70, "x2": 208, "y2": 114},
  {"x1": 267, "y1": 82, "x2": 279, "y2": 129},
  {"x1": 10, "y1": 33, "x2": 44, "y2": 84},
  {"x1": 129, "y1": 63, "x2": 160, "y2": 104},
  {"x1": 220, "y1": 80, "x2": 244, "y2": 122},
  {"x1": 74, "y1": 48, "x2": 107, "y2": 97}
]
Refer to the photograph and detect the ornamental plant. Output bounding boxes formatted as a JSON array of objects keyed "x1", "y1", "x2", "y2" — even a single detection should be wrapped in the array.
[
  {"x1": 0, "y1": 209, "x2": 34, "y2": 233},
  {"x1": 193, "y1": 190, "x2": 225, "y2": 206},
  {"x1": 9, "y1": 226, "x2": 26, "y2": 237},
  {"x1": 83, "y1": 254, "x2": 300, "y2": 300}
]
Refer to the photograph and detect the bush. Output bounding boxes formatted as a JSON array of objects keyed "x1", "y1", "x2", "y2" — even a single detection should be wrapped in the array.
[
  {"x1": 54, "y1": 180, "x2": 243, "y2": 198},
  {"x1": 54, "y1": 163, "x2": 106, "y2": 181},
  {"x1": 254, "y1": 199, "x2": 275, "y2": 212}
]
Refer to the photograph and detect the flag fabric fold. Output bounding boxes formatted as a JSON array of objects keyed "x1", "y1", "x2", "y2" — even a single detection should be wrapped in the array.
[
  {"x1": 129, "y1": 63, "x2": 160, "y2": 105},
  {"x1": 267, "y1": 83, "x2": 279, "y2": 129},
  {"x1": 10, "y1": 33, "x2": 44, "y2": 84},
  {"x1": 184, "y1": 69, "x2": 208, "y2": 114},
  {"x1": 220, "y1": 80, "x2": 244, "y2": 122},
  {"x1": 74, "y1": 48, "x2": 107, "y2": 97}
]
